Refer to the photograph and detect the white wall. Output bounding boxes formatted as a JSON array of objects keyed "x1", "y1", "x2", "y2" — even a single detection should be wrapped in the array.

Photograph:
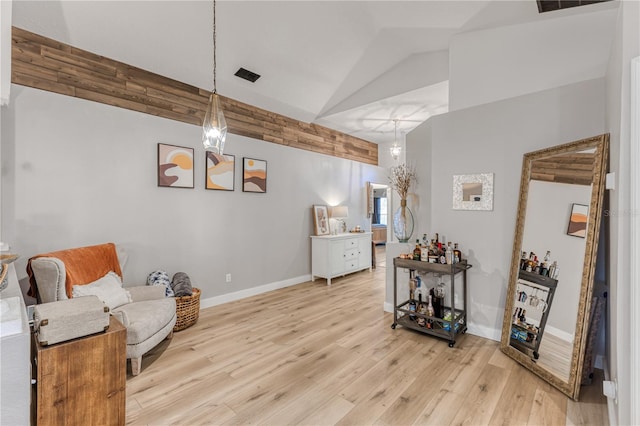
[
  {"x1": 449, "y1": 6, "x2": 617, "y2": 112},
  {"x1": 0, "y1": 0, "x2": 11, "y2": 106},
  {"x1": 407, "y1": 78, "x2": 605, "y2": 341},
  {"x1": 1, "y1": 86, "x2": 386, "y2": 303},
  {"x1": 521, "y1": 180, "x2": 591, "y2": 337},
  {"x1": 605, "y1": 1, "x2": 640, "y2": 425},
  {"x1": 322, "y1": 50, "x2": 449, "y2": 117},
  {"x1": 405, "y1": 119, "x2": 432, "y2": 242}
]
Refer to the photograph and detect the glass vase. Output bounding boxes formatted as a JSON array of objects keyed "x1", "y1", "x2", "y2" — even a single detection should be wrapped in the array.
[{"x1": 393, "y1": 200, "x2": 414, "y2": 243}]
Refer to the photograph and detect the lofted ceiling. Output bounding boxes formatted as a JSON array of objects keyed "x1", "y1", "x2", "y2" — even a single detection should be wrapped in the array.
[{"x1": 11, "y1": 0, "x2": 619, "y2": 145}]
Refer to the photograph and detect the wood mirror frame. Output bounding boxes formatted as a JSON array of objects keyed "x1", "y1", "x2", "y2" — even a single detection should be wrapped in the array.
[{"x1": 500, "y1": 134, "x2": 609, "y2": 400}]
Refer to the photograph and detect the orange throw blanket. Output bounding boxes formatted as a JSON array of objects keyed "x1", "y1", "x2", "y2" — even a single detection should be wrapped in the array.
[{"x1": 27, "y1": 242, "x2": 123, "y2": 300}]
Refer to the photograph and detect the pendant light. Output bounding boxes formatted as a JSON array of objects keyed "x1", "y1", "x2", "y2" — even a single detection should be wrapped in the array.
[
  {"x1": 390, "y1": 119, "x2": 401, "y2": 160},
  {"x1": 202, "y1": 0, "x2": 228, "y2": 153}
]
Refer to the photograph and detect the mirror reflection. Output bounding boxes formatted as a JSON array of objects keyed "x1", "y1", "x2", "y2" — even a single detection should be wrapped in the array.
[
  {"x1": 462, "y1": 183, "x2": 482, "y2": 202},
  {"x1": 501, "y1": 135, "x2": 608, "y2": 400}
]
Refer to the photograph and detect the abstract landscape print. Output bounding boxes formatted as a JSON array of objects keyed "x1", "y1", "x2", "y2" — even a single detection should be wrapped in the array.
[
  {"x1": 157, "y1": 143, "x2": 194, "y2": 188},
  {"x1": 243, "y1": 158, "x2": 267, "y2": 193},
  {"x1": 206, "y1": 152, "x2": 235, "y2": 191},
  {"x1": 567, "y1": 203, "x2": 589, "y2": 238}
]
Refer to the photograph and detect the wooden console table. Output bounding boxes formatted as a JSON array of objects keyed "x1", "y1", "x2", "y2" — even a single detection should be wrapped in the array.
[{"x1": 33, "y1": 316, "x2": 126, "y2": 425}]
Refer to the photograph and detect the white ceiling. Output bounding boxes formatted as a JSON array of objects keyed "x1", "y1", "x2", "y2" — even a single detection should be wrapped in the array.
[{"x1": 11, "y1": 0, "x2": 619, "y2": 144}]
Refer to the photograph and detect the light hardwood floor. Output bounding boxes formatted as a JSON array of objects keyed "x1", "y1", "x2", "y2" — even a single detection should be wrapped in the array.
[{"x1": 126, "y1": 249, "x2": 608, "y2": 425}]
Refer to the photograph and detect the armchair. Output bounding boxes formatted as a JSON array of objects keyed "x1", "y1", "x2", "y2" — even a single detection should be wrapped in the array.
[{"x1": 27, "y1": 243, "x2": 176, "y2": 375}]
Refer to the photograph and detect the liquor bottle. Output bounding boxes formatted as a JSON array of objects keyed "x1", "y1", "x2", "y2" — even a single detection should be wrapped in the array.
[
  {"x1": 422, "y1": 233, "x2": 428, "y2": 247},
  {"x1": 454, "y1": 243, "x2": 462, "y2": 264},
  {"x1": 417, "y1": 294, "x2": 426, "y2": 327},
  {"x1": 409, "y1": 299, "x2": 417, "y2": 320},
  {"x1": 409, "y1": 278, "x2": 417, "y2": 320},
  {"x1": 520, "y1": 251, "x2": 527, "y2": 270},
  {"x1": 420, "y1": 245, "x2": 429, "y2": 262},
  {"x1": 519, "y1": 309, "x2": 527, "y2": 323},
  {"x1": 544, "y1": 250, "x2": 551, "y2": 263},
  {"x1": 426, "y1": 295, "x2": 435, "y2": 329},
  {"x1": 413, "y1": 240, "x2": 422, "y2": 261},
  {"x1": 431, "y1": 286, "x2": 443, "y2": 318},
  {"x1": 414, "y1": 276, "x2": 423, "y2": 301},
  {"x1": 445, "y1": 242, "x2": 453, "y2": 264},
  {"x1": 549, "y1": 261, "x2": 559, "y2": 279},
  {"x1": 540, "y1": 262, "x2": 548, "y2": 276}
]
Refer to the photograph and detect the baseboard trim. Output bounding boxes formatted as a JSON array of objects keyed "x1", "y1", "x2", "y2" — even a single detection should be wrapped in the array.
[
  {"x1": 545, "y1": 325, "x2": 574, "y2": 343},
  {"x1": 603, "y1": 358, "x2": 617, "y2": 426},
  {"x1": 199, "y1": 274, "x2": 312, "y2": 310},
  {"x1": 466, "y1": 323, "x2": 501, "y2": 342},
  {"x1": 383, "y1": 302, "x2": 394, "y2": 313}
]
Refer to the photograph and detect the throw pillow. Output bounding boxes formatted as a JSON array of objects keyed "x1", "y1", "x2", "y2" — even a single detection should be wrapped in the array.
[
  {"x1": 72, "y1": 271, "x2": 132, "y2": 310},
  {"x1": 146, "y1": 270, "x2": 174, "y2": 297},
  {"x1": 171, "y1": 272, "x2": 193, "y2": 297}
]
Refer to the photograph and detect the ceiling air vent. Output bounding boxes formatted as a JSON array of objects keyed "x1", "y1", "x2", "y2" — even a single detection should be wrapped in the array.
[
  {"x1": 536, "y1": 0, "x2": 612, "y2": 13},
  {"x1": 234, "y1": 67, "x2": 261, "y2": 83}
]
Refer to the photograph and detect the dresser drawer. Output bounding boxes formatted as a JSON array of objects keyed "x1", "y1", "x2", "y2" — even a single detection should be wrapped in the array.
[
  {"x1": 345, "y1": 260, "x2": 359, "y2": 272},
  {"x1": 345, "y1": 238, "x2": 359, "y2": 249},
  {"x1": 344, "y1": 248, "x2": 359, "y2": 260}
]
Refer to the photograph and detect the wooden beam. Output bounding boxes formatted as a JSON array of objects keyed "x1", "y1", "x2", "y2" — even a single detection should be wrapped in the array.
[
  {"x1": 11, "y1": 27, "x2": 378, "y2": 165},
  {"x1": 530, "y1": 153, "x2": 595, "y2": 186}
]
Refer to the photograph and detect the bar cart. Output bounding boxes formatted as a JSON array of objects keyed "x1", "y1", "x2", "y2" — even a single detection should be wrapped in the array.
[
  {"x1": 509, "y1": 270, "x2": 557, "y2": 360},
  {"x1": 391, "y1": 257, "x2": 472, "y2": 347}
]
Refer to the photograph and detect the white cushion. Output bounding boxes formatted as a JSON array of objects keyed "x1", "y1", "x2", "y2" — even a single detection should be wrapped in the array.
[{"x1": 72, "y1": 271, "x2": 132, "y2": 310}]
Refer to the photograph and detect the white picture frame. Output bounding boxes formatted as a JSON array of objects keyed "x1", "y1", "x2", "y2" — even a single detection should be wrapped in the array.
[{"x1": 452, "y1": 173, "x2": 494, "y2": 211}]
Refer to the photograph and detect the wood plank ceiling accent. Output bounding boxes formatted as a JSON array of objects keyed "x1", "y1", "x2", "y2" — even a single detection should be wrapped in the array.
[
  {"x1": 530, "y1": 152, "x2": 595, "y2": 186},
  {"x1": 11, "y1": 27, "x2": 378, "y2": 166}
]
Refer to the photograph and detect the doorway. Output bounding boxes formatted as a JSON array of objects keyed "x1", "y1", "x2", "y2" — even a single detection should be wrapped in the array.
[{"x1": 369, "y1": 182, "x2": 390, "y2": 268}]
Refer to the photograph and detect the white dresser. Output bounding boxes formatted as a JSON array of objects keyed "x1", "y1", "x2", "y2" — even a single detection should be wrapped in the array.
[{"x1": 311, "y1": 232, "x2": 372, "y2": 285}]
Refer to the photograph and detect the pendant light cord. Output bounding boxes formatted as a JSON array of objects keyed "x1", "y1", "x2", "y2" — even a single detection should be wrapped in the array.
[
  {"x1": 213, "y1": 0, "x2": 217, "y2": 94},
  {"x1": 394, "y1": 119, "x2": 398, "y2": 145}
]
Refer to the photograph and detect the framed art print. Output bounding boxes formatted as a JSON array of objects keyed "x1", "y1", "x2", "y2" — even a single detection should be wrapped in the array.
[
  {"x1": 243, "y1": 158, "x2": 267, "y2": 193},
  {"x1": 157, "y1": 143, "x2": 194, "y2": 188},
  {"x1": 567, "y1": 203, "x2": 589, "y2": 238},
  {"x1": 313, "y1": 205, "x2": 330, "y2": 236},
  {"x1": 206, "y1": 152, "x2": 235, "y2": 191}
]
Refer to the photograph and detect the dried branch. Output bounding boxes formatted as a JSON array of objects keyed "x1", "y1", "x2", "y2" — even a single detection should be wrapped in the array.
[{"x1": 389, "y1": 164, "x2": 417, "y2": 200}]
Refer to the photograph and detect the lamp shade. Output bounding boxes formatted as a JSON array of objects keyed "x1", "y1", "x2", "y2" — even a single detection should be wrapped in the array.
[
  {"x1": 202, "y1": 92, "x2": 228, "y2": 153},
  {"x1": 329, "y1": 206, "x2": 349, "y2": 218}
]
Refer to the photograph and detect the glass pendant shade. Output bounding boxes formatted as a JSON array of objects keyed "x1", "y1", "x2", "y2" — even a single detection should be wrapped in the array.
[
  {"x1": 202, "y1": 92, "x2": 227, "y2": 154},
  {"x1": 390, "y1": 144, "x2": 401, "y2": 160},
  {"x1": 390, "y1": 119, "x2": 402, "y2": 160}
]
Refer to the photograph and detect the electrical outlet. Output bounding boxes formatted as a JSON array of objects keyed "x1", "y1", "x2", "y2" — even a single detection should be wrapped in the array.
[{"x1": 226, "y1": 273, "x2": 231, "y2": 283}]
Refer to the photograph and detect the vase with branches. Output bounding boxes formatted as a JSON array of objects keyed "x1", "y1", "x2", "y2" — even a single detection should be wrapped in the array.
[{"x1": 389, "y1": 164, "x2": 417, "y2": 242}]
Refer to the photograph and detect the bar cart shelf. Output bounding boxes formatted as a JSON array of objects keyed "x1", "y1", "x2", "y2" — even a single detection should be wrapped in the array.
[
  {"x1": 392, "y1": 257, "x2": 472, "y2": 348},
  {"x1": 509, "y1": 270, "x2": 557, "y2": 360}
]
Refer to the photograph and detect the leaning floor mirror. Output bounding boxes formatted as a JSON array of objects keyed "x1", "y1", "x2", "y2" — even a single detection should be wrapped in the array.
[{"x1": 500, "y1": 134, "x2": 609, "y2": 400}]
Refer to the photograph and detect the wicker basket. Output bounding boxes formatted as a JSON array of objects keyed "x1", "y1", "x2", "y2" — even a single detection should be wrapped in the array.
[{"x1": 173, "y1": 288, "x2": 201, "y2": 331}]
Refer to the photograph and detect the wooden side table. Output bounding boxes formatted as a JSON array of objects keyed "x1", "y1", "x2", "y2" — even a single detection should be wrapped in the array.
[{"x1": 33, "y1": 316, "x2": 126, "y2": 426}]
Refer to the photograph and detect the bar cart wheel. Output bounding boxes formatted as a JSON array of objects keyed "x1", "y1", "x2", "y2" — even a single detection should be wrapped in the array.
[
  {"x1": 448, "y1": 341, "x2": 455, "y2": 348},
  {"x1": 533, "y1": 351, "x2": 539, "y2": 360},
  {"x1": 391, "y1": 323, "x2": 397, "y2": 329}
]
